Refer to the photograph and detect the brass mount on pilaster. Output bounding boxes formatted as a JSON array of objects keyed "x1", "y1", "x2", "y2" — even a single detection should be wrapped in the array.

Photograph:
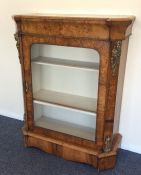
[
  {"x1": 111, "y1": 41, "x2": 122, "y2": 76},
  {"x1": 14, "y1": 33, "x2": 21, "y2": 64}
]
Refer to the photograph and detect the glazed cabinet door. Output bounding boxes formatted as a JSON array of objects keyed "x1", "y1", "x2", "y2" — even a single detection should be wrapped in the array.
[
  {"x1": 21, "y1": 35, "x2": 103, "y2": 142},
  {"x1": 21, "y1": 34, "x2": 110, "y2": 145},
  {"x1": 31, "y1": 43, "x2": 100, "y2": 142}
]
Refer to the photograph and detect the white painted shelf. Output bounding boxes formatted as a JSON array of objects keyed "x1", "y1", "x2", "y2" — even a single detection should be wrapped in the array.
[
  {"x1": 35, "y1": 116, "x2": 95, "y2": 141},
  {"x1": 31, "y1": 56, "x2": 99, "y2": 70},
  {"x1": 33, "y1": 89, "x2": 97, "y2": 113}
]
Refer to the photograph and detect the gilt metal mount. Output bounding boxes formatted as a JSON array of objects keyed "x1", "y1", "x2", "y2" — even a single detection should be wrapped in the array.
[
  {"x1": 103, "y1": 136, "x2": 112, "y2": 153},
  {"x1": 14, "y1": 33, "x2": 21, "y2": 64},
  {"x1": 111, "y1": 41, "x2": 122, "y2": 76}
]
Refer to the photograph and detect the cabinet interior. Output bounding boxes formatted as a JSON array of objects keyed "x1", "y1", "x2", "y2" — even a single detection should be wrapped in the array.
[{"x1": 31, "y1": 44, "x2": 99, "y2": 141}]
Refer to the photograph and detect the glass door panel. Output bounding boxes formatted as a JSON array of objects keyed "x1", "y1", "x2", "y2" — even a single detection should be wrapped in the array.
[{"x1": 31, "y1": 44, "x2": 99, "y2": 141}]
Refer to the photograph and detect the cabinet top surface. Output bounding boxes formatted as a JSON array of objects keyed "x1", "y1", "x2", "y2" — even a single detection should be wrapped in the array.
[{"x1": 14, "y1": 13, "x2": 135, "y2": 22}]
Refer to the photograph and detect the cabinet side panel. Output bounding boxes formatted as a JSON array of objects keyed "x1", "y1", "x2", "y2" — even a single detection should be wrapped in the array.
[
  {"x1": 113, "y1": 38, "x2": 129, "y2": 134},
  {"x1": 22, "y1": 36, "x2": 34, "y2": 129},
  {"x1": 104, "y1": 38, "x2": 129, "y2": 139}
]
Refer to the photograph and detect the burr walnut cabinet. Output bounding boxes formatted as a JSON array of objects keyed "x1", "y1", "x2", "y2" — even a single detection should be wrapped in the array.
[{"x1": 13, "y1": 14, "x2": 135, "y2": 170}]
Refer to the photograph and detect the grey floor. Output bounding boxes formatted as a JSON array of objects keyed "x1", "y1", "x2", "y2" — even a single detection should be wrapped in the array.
[{"x1": 0, "y1": 115, "x2": 141, "y2": 175}]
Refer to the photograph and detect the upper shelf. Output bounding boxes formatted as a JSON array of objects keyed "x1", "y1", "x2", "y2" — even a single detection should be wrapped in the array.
[{"x1": 31, "y1": 56, "x2": 99, "y2": 70}]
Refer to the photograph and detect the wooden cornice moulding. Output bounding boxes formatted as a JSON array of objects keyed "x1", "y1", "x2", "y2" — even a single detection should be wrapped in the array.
[{"x1": 13, "y1": 14, "x2": 135, "y2": 40}]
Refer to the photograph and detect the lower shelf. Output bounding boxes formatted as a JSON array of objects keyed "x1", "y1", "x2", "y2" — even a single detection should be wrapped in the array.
[
  {"x1": 33, "y1": 89, "x2": 97, "y2": 113},
  {"x1": 35, "y1": 116, "x2": 95, "y2": 141}
]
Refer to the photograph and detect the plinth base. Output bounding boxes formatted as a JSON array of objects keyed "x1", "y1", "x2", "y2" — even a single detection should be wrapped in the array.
[{"x1": 23, "y1": 127, "x2": 121, "y2": 170}]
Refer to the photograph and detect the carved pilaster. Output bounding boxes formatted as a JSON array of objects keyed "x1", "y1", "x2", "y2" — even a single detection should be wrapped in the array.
[
  {"x1": 111, "y1": 41, "x2": 122, "y2": 76},
  {"x1": 14, "y1": 33, "x2": 21, "y2": 64}
]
